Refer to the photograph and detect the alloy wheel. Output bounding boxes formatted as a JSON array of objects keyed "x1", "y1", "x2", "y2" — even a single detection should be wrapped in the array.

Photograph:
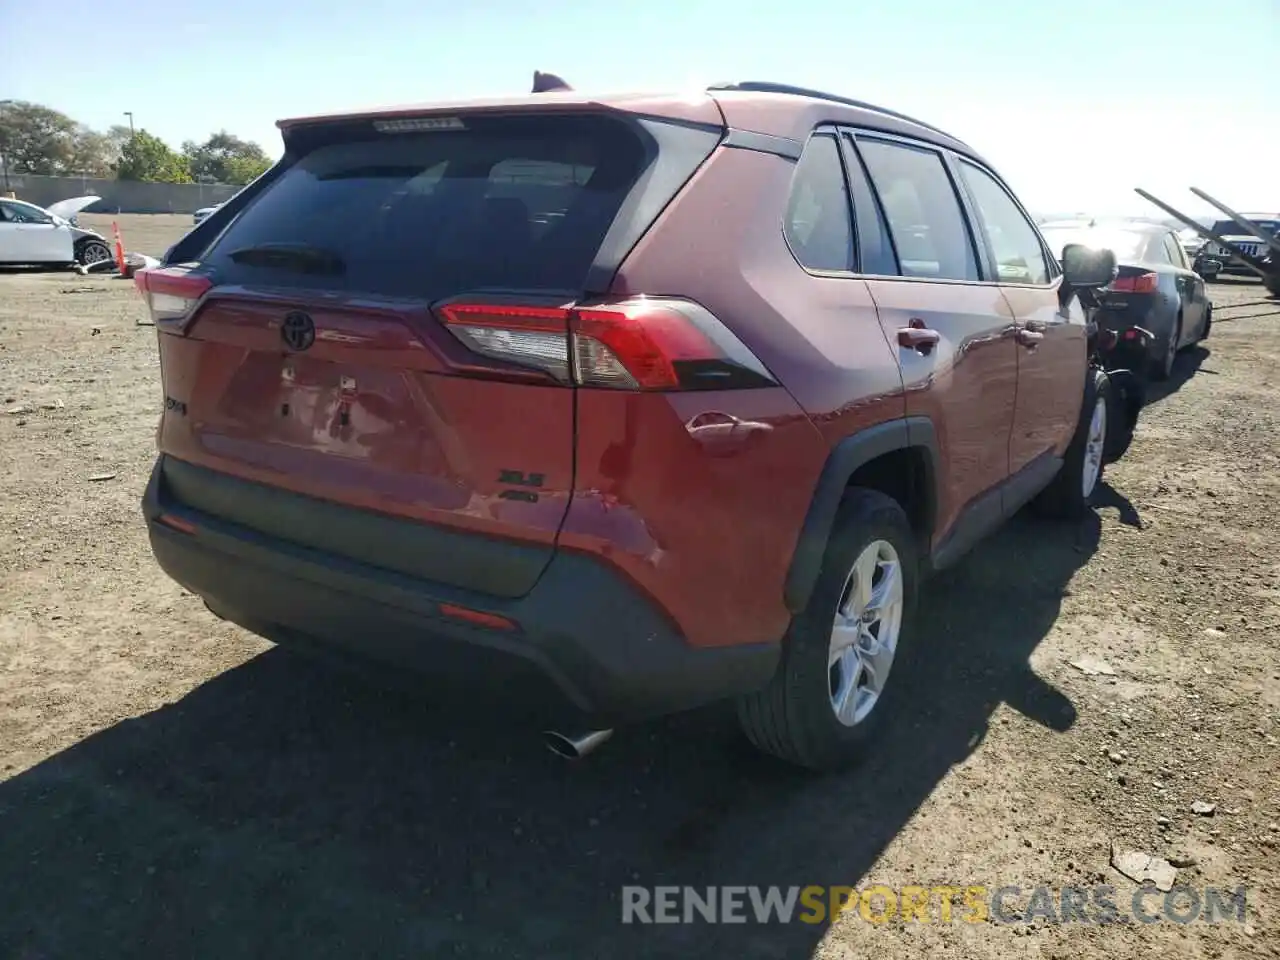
[
  {"x1": 828, "y1": 539, "x2": 904, "y2": 727},
  {"x1": 1082, "y1": 393, "x2": 1107, "y2": 498},
  {"x1": 79, "y1": 241, "x2": 111, "y2": 266}
]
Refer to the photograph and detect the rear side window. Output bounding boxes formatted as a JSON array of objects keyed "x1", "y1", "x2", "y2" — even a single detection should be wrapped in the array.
[
  {"x1": 1038, "y1": 227, "x2": 1150, "y2": 262},
  {"x1": 856, "y1": 138, "x2": 979, "y2": 282},
  {"x1": 784, "y1": 134, "x2": 853, "y2": 272},
  {"x1": 1146, "y1": 235, "x2": 1174, "y2": 266},
  {"x1": 204, "y1": 115, "x2": 647, "y2": 298},
  {"x1": 840, "y1": 134, "x2": 898, "y2": 277},
  {"x1": 1162, "y1": 233, "x2": 1188, "y2": 269}
]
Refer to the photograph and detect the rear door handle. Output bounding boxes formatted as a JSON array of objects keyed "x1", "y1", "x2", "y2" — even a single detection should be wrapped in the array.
[
  {"x1": 1016, "y1": 328, "x2": 1044, "y2": 348},
  {"x1": 897, "y1": 325, "x2": 940, "y2": 354}
]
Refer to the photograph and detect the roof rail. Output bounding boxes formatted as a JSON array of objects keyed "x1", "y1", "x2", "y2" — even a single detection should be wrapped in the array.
[{"x1": 706, "y1": 81, "x2": 965, "y2": 144}]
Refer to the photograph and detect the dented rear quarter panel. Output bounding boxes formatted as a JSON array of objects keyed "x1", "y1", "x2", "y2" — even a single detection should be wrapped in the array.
[{"x1": 569, "y1": 144, "x2": 907, "y2": 648}]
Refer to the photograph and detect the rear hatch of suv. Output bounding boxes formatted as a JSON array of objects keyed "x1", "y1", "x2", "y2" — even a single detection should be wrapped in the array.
[{"x1": 143, "y1": 102, "x2": 724, "y2": 597}]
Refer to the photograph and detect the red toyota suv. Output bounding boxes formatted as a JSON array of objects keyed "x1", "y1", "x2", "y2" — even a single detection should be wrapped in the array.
[{"x1": 139, "y1": 81, "x2": 1118, "y2": 771}]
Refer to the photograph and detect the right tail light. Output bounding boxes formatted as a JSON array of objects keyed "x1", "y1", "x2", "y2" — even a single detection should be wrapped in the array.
[{"x1": 437, "y1": 297, "x2": 777, "y2": 391}]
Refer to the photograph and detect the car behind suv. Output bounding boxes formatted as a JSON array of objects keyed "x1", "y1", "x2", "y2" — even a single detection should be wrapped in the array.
[
  {"x1": 1039, "y1": 219, "x2": 1212, "y2": 381},
  {"x1": 1201, "y1": 214, "x2": 1279, "y2": 277},
  {"x1": 138, "y1": 81, "x2": 1118, "y2": 770}
]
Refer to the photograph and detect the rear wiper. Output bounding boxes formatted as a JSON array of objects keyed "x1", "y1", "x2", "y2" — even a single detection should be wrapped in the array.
[{"x1": 227, "y1": 242, "x2": 346, "y2": 275}]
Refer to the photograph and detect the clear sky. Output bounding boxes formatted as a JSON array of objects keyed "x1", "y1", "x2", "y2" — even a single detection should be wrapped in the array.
[{"x1": 3, "y1": 0, "x2": 1276, "y2": 217}]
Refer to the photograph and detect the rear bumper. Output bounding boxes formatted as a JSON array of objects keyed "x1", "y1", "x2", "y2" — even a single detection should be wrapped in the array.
[
  {"x1": 1201, "y1": 250, "x2": 1265, "y2": 275},
  {"x1": 1093, "y1": 301, "x2": 1166, "y2": 342},
  {"x1": 142, "y1": 456, "x2": 778, "y2": 725}
]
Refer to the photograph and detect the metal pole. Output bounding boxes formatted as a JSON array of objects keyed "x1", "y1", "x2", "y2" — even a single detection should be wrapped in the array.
[
  {"x1": 1135, "y1": 188, "x2": 1273, "y2": 279},
  {"x1": 1189, "y1": 187, "x2": 1280, "y2": 257},
  {"x1": 124, "y1": 112, "x2": 135, "y2": 137}
]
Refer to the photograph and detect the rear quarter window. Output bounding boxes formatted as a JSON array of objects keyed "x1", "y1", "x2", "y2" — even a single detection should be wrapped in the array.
[
  {"x1": 204, "y1": 115, "x2": 648, "y2": 299},
  {"x1": 783, "y1": 133, "x2": 853, "y2": 272}
]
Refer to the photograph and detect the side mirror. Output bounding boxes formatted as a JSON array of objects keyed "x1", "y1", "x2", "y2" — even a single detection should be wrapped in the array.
[{"x1": 1061, "y1": 243, "x2": 1117, "y2": 289}]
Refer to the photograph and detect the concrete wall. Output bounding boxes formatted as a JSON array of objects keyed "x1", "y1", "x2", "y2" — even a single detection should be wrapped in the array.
[{"x1": 2, "y1": 175, "x2": 240, "y2": 215}]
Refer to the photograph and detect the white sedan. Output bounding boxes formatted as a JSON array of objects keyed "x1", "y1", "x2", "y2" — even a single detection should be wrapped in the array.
[{"x1": 0, "y1": 196, "x2": 113, "y2": 267}]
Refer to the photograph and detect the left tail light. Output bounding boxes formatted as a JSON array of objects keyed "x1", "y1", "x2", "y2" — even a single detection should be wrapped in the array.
[
  {"x1": 135, "y1": 266, "x2": 212, "y2": 328},
  {"x1": 437, "y1": 297, "x2": 777, "y2": 391}
]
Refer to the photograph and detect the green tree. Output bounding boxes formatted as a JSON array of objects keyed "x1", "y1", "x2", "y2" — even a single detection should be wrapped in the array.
[
  {"x1": 0, "y1": 100, "x2": 78, "y2": 174},
  {"x1": 105, "y1": 124, "x2": 134, "y2": 159},
  {"x1": 116, "y1": 130, "x2": 192, "y2": 183},
  {"x1": 222, "y1": 153, "x2": 272, "y2": 185},
  {"x1": 67, "y1": 126, "x2": 116, "y2": 177},
  {"x1": 183, "y1": 130, "x2": 270, "y2": 184}
]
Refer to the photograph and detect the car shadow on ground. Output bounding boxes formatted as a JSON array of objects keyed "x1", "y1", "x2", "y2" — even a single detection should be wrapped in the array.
[
  {"x1": 1093, "y1": 480, "x2": 1142, "y2": 529},
  {"x1": 1145, "y1": 344, "x2": 1210, "y2": 406},
  {"x1": 0, "y1": 512, "x2": 1101, "y2": 959}
]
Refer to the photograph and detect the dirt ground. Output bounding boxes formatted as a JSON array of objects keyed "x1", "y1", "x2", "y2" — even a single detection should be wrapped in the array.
[{"x1": 2, "y1": 214, "x2": 1278, "y2": 959}]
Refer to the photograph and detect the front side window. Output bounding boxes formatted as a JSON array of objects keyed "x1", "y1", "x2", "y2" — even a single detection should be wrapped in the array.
[
  {"x1": 958, "y1": 161, "x2": 1050, "y2": 285},
  {"x1": 857, "y1": 138, "x2": 978, "y2": 282},
  {"x1": 783, "y1": 133, "x2": 853, "y2": 272},
  {"x1": 2, "y1": 202, "x2": 52, "y2": 224}
]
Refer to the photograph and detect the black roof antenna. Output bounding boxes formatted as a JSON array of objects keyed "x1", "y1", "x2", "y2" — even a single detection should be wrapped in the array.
[{"x1": 532, "y1": 71, "x2": 573, "y2": 93}]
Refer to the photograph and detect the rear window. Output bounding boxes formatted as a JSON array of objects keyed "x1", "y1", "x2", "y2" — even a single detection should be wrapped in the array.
[
  {"x1": 1211, "y1": 219, "x2": 1278, "y2": 238},
  {"x1": 1038, "y1": 227, "x2": 1150, "y2": 262},
  {"x1": 204, "y1": 115, "x2": 648, "y2": 298}
]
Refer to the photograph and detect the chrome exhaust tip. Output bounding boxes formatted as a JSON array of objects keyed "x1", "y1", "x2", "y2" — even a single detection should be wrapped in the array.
[{"x1": 542, "y1": 728, "x2": 613, "y2": 760}]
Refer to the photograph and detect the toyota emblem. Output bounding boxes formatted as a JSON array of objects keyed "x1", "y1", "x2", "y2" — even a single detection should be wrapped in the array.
[{"x1": 281, "y1": 311, "x2": 315, "y2": 351}]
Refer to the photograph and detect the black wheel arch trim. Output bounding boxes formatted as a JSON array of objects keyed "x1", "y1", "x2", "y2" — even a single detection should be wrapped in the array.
[{"x1": 783, "y1": 416, "x2": 939, "y2": 614}]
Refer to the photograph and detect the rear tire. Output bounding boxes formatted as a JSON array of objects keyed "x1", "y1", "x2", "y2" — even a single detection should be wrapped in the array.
[
  {"x1": 1151, "y1": 315, "x2": 1181, "y2": 381},
  {"x1": 736, "y1": 489, "x2": 919, "y2": 772},
  {"x1": 1102, "y1": 370, "x2": 1143, "y2": 465},
  {"x1": 1032, "y1": 368, "x2": 1110, "y2": 519}
]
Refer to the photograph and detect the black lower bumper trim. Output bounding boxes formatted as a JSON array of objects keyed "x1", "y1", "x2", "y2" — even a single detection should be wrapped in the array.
[{"x1": 143, "y1": 457, "x2": 779, "y2": 724}]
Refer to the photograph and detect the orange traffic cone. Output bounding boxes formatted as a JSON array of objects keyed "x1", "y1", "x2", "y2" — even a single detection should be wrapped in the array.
[{"x1": 112, "y1": 221, "x2": 127, "y2": 275}]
